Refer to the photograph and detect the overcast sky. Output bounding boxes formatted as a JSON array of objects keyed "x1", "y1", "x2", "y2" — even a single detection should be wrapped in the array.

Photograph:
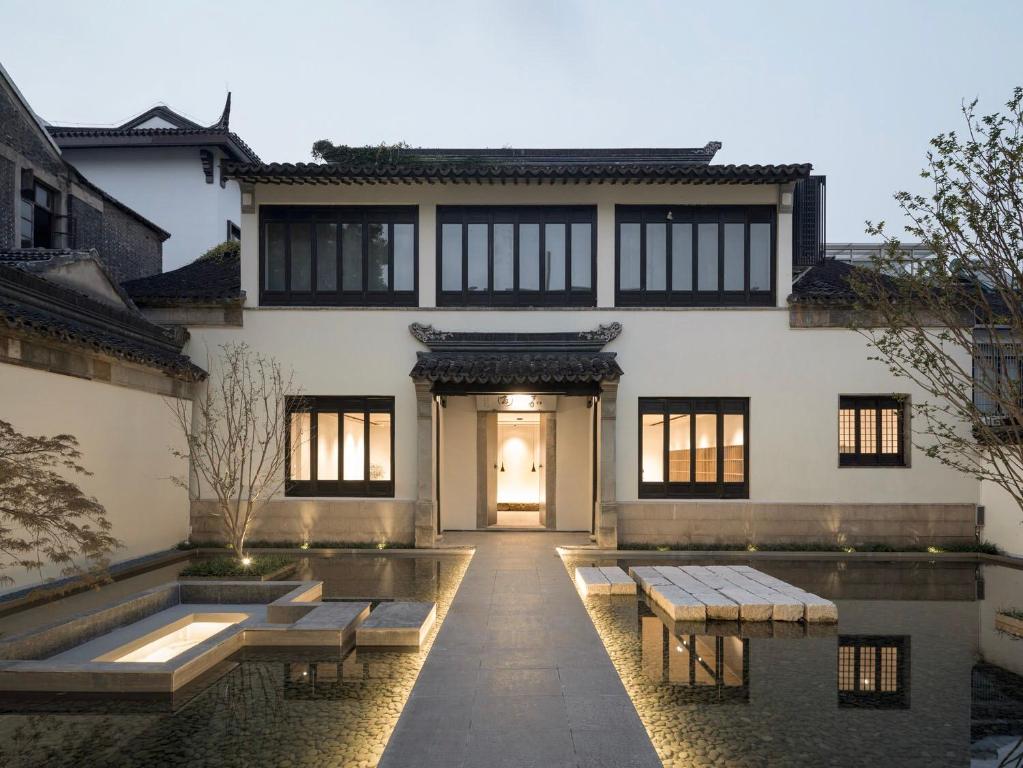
[{"x1": 4, "y1": 0, "x2": 1021, "y2": 240}]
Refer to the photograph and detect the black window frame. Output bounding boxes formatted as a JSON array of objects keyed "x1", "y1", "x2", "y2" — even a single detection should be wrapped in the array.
[
  {"x1": 838, "y1": 635, "x2": 910, "y2": 709},
  {"x1": 20, "y1": 178, "x2": 58, "y2": 249},
  {"x1": 285, "y1": 396, "x2": 395, "y2": 498},
  {"x1": 226, "y1": 220, "x2": 241, "y2": 242},
  {"x1": 615, "y1": 205, "x2": 776, "y2": 307},
  {"x1": 436, "y1": 205, "x2": 597, "y2": 307},
  {"x1": 638, "y1": 397, "x2": 750, "y2": 499},
  {"x1": 260, "y1": 206, "x2": 418, "y2": 307},
  {"x1": 838, "y1": 395, "x2": 907, "y2": 467}
]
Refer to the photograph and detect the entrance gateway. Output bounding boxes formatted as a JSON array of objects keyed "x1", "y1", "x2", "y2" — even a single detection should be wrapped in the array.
[{"x1": 408, "y1": 322, "x2": 623, "y2": 541}]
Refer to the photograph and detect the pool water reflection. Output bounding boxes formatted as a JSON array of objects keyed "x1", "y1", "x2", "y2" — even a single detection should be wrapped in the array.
[
  {"x1": 563, "y1": 556, "x2": 1023, "y2": 768},
  {"x1": 0, "y1": 553, "x2": 471, "y2": 768}
]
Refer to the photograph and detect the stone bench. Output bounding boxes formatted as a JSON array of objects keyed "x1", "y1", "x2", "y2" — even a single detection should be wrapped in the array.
[{"x1": 356, "y1": 602, "x2": 437, "y2": 648}]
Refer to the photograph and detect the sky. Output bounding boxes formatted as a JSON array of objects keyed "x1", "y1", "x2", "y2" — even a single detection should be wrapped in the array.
[{"x1": 3, "y1": 0, "x2": 1021, "y2": 241}]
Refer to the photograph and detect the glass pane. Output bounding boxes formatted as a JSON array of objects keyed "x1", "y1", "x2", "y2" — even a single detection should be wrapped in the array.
[
  {"x1": 880, "y1": 408, "x2": 900, "y2": 454},
  {"x1": 839, "y1": 408, "x2": 856, "y2": 453},
  {"x1": 33, "y1": 208, "x2": 53, "y2": 249},
  {"x1": 668, "y1": 413, "x2": 690, "y2": 482},
  {"x1": 343, "y1": 412, "x2": 365, "y2": 481},
  {"x1": 467, "y1": 223, "x2": 488, "y2": 292},
  {"x1": 646, "y1": 223, "x2": 666, "y2": 290},
  {"x1": 289, "y1": 412, "x2": 311, "y2": 480},
  {"x1": 34, "y1": 184, "x2": 51, "y2": 209},
  {"x1": 641, "y1": 413, "x2": 664, "y2": 483},
  {"x1": 393, "y1": 223, "x2": 414, "y2": 291},
  {"x1": 367, "y1": 223, "x2": 389, "y2": 291},
  {"x1": 672, "y1": 223, "x2": 693, "y2": 291},
  {"x1": 694, "y1": 414, "x2": 717, "y2": 482},
  {"x1": 859, "y1": 409, "x2": 877, "y2": 454},
  {"x1": 859, "y1": 647, "x2": 876, "y2": 691},
  {"x1": 750, "y1": 222, "x2": 771, "y2": 292},
  {"x1": 317, "y1": 413, "x2": 339, "y2": 480},
  {"x1": 315, "y1": 223, "x2": 337, "y2": 292},
  {"x1": 570, "y1": 222, "x2": 591, "y2": 289},
  {"x1": 290, "y1": 224, "x2": 311, "y2": 292},
  {"x1": 881, "y1": 646, "x2": 899, "y2": 692},
  {"x1": 723, "y1": 223, "x2": 744, "y2": 291},
  {"x1": 838, "y1": 646, "x2": 856, "y2": 691},
  {"x1": 441, "y1": 223, "x2": 462, "y2": 291},
  {"x1": 723, "y1": 414, "x2": 744, "y2": 483},
  {"x1": 494, "y1": 223, "x2": 514, "y2": 291},
  {"x1": 369, "y1": 412, "x2": 392, "y2": 481},
  {"x1": 342, "y1": 222, "x2": 363, "y2": 291},
  {"x1": 620, "y1": 223, "x2": 641, "y2": 290},
  {"x1": 519, "y1": 224, "x2": 540, "y2": 291},
  {"x1": 697, "y1": 223, "x2": 719, "y2": 291},
  {"x1": 545, "y1": 223, "x2": 566, "y2": 291},
  {"x1": 265, "y1": 222, "x2": 286, "y2": 291}
]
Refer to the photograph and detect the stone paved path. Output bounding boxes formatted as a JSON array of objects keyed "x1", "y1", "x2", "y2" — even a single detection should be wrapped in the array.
[{"x1": 379, "y1": 531, "x2": 661, "y2": 768}]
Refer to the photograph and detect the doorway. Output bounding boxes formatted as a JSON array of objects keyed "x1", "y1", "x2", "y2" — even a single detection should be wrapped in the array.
[{"x1": 495, "y1": 413, "x2": 542, "y2": 527}]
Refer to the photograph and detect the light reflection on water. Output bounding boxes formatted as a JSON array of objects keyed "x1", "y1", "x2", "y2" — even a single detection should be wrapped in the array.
[
  {"x1": 0, "y1": 554, "x2": 471, "y2": 768},
  {"x1": 563, "y1": 556, "x2": 1023, "y2": 768}
]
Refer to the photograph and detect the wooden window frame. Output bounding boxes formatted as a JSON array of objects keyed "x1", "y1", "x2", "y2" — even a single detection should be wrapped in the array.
[
  {"x1": 285, "y1": 396, "x2": 395, "y2": 498},
  {"x1": 259, "y1": 206, "x2": 418, "y2": 307},
  {"x1": 436, "y1": 205, "x2": 597, "y2": 307},
  {"x1": 838, "y1": 395, "x2": 907, "y2": 467},
  {"x1": 615, "y1": 205, "x2": 776, "y2": 307},
  {"x1": 20, "y1": 178, "x2": 58, "y2": 249},
  {"x1": 638, "y1": 397, "x2": 750, "y2": 499}
]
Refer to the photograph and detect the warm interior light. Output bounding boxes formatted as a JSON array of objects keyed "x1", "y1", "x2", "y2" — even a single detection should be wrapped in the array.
[
  {"x1": 496, "y1": 414, "x2": 541, "y2": 504},
  {"x1": 111, "y1": 619, "x2": 241, "y2": 663}
]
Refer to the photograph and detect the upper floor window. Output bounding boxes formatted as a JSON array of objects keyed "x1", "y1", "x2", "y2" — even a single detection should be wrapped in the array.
[
  {"x1": 261, "y1": 206, "x2": 417, "y2": 306},
  {"x1": 639, "y1": 397, "x2": 749, "y2": 498},
  {"x1": 286, "y1": 396, "x2": 394, "y2": 497},
  {"x1": 226, "y1": 220, "x2": 241, "y2": 242},
  {"x1": 616, "y1": 206, "x2": 775, "y2": 306},
  {"x1": 20, "y1": 177, "x2": 57, "y2": 249},
  {"x1": 437, "y1": 206, "x2": 596, "y2": 306},
  {"x1": 838, "y1": 396, "x2": 906, "y2": 466}
]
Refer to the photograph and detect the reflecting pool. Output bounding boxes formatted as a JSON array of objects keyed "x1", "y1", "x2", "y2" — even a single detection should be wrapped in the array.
[
  {"x1": 562, "y1": 556, "x2": 1023, "y2": 768},
  {"x1": 0, "y1": 553, "x2": 471, "y2": 768}
]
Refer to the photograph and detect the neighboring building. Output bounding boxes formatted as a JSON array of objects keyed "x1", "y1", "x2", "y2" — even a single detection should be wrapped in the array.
[
  {"x1": 826, "y1": 242, "x2": 933, "y2": 274},
  {"x1": 0, "y1": 63, "x2": 169, "y2": 281},
  {"x1": 48, "y1": 95, "x2": 261, "y2": 271},
  {"x1": 0, "y1": 249, "x2": 202, "y2": 593},
  {"x1": 128, "y1": 144, "x2": 982, "y2": 551}
]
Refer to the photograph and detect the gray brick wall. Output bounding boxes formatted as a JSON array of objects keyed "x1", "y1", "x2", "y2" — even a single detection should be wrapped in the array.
[
  {"x1": 0, "y1": 82, "x2": 63, "y2": 178},
  {"x1": 100, "y1": 202, "x2": 162, "y2": 281},
  {"x1": 0, "y1": 156, "x2": 14, "y2": 250}
]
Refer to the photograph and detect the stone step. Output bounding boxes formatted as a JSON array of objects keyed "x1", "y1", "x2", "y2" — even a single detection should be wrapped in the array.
[
  {"x1": 599, "y1": 566, "x2": 637, "y2": 595},
  {"x1": 262, "y1": 601, "x2": 370, "y2": 647},
  {"x1": 355, "y1": 602, "x2": 437, "y2": 648},
  {"x1": 628, "y1": 566, "x2": 672, "y2": 594},
  {"x1": 574, "y1": 566, "x2": 611, "y2": 597},
  {"x1": 648, "y1": 585, "x2": 706, "y2": 622}
]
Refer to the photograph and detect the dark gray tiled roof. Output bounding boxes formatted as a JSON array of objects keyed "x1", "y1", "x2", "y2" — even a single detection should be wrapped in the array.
[
  {"x1": 788, "y1": 260, "x2": 878, "y2": 305},
  {"x1": 0, "y1": 265, "x2": 205, "y2": 380},
  {"x1": 123, "y1": 249, "x2": 242, "y2": 304},
  {"x1": 49, "y1": 126, "x2": 261, "y2": 164},
  {"x1": 410, "y1": 351, "x2": 622, "y2": 385},
  {"x1": 223, "y1": 145, "x2": 811, "y2": 185}
]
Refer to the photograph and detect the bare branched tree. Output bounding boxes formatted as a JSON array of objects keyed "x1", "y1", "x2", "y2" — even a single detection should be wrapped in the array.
[
  {"x1": 170, "y1": 343, "x2": 300, "y2": 558},
  {"x1": 0, "y1": 420, "x2": 119, "y2": 588},
  {"x1": 847, "y1": 87, "x2": 1023, "y2": 527}
]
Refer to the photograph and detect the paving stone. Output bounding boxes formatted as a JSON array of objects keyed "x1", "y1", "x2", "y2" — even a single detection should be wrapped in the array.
[{"x1": 648, "y1": 585, "x2": 706, "y2": 622}]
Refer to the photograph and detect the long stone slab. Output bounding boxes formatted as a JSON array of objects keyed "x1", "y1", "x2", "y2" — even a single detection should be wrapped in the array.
[
  {"x1": 274, "y1": 601, "x2": 371, "y2": 647},
  {"x1": 648, "y1": 584, "x2": 706, "y2": 622},
  {"x1": 599, "y1": 566, "x2": 638, "y2": 595},
  {"x1": 629, "y1": 566, "x2": 671, "y2": 594},
  {"x1": 356, "y1": 602, "x2": 437, "y2": 648},
  {"x1": 575, "y1": 566, "x2": 611, "y2": 596}
]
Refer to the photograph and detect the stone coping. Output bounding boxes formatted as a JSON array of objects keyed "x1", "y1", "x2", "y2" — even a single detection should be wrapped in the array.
[
  {"x1": 558, "y1": 547, "x2": 1000, "y2": 563},
  {"x1": 199, "y1": 546, "x2": 475, "y2": 557}
]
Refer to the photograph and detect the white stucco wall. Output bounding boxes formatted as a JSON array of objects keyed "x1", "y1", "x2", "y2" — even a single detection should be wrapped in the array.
[
  {"x1": 556, "y1": 397, "x2": 594, "y2": 531},
  {"x1": 439, "y1": 396, "x2": 478, "y2": 530},
  {"x1": 62, "y1": 146, "x2": 241, "y2": 271},
  {"x1": 179, "y1": 180, "x2": 977, "y2": 534},
  {"x1": 0, "y1": 365, "x2": 190, "y2": 594},
  {"x1": 980, "y1": 480, "x2": 1023, "y2": 557}
]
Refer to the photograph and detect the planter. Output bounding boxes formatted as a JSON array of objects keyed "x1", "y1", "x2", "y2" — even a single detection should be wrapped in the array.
[
  {"x1": 995, "y1": 612, "x2": 1023, "y2": 638},
  {"x1": 179, "y1": 560, "x2": 299, "y2": 582}
]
